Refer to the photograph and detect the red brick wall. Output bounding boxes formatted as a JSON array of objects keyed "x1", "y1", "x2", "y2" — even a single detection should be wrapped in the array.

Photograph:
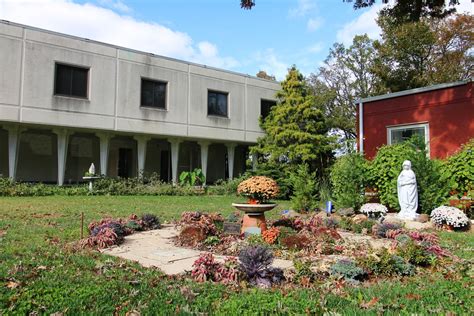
[{"x1": 360, "y1": 82, "x2": 473, "y2": 159}]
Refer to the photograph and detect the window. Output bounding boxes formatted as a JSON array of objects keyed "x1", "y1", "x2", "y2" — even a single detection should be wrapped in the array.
[
  {"x1": 208, "y1": 90, "x2": 228, "y2": 117},
  {"x1": 260, "y1": 99, "x2": 276, "y2": 120},
  {"x1": 141, "y1": 78, "x2": 167, "y2": 109},
  {"x1": 54, "y1": 63, "x2": 89, "y2": 98},
  {"x1": 387, "y1": 123, "x2": 429, "y2": 146}
]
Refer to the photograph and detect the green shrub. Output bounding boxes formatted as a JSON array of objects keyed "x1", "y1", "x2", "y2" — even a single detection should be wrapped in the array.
[
  {"x1": 293, "y1": 259, "x2": 314, "y2": 281},
  {"x1": 441, "y1": 138, "x2": 474, "y2": 195},
  {"x1": 330, "y1": 259, "x2": 367, "y2": 281},
  {"x1": 398, "y1": 240, "x2": 433, "y2": 266},
  {"x1": 289, "y1": 164, "x2": 319, "y2": 212},
  {"x1": 357, "y1": 248, "x2": 415, "y2": 276},
  {"x1": 370, "y1": 138, "x2": 448, "y2": 213},
  {"x1": 179, "y1": 168, "x2": 206, "y2": 186},
  {"x1": 330, "y1": 153, "x2": 368, "y2": 209}
]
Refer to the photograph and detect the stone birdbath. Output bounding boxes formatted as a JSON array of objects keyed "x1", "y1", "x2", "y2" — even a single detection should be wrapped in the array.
[
  {"x1": 232, "y1": 203, "x2": 277, "y2": 235},
  {"x1": 82, "y1": 163, "x2": 100, "y2": 192}
]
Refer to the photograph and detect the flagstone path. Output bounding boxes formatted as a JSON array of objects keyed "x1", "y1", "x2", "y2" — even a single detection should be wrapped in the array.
[{"x1": 101, "y1": 225, "x2": 293, "y2": 275}]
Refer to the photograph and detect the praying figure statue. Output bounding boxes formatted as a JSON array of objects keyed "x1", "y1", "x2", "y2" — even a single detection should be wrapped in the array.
[
  {"x1": 397, "y1": 160, "x2": 418, "y2": 220},
  {"x1": 88, "y1": 163, "x2": 96, "y2": 176}
]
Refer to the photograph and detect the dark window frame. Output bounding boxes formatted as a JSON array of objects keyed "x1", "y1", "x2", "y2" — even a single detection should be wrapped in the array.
[
  {"x1": 54, "y1": 62, "x2": 90, "y2": 99},
  {"x1": 260, "y1": 99, "x2": 277, "y2": 120},
  {"x1": 140, "y1": 77, "x2": 168, "y2": 110},
  {"x1": 207, "y1": 89, "x2": 229, "y2": 118}
]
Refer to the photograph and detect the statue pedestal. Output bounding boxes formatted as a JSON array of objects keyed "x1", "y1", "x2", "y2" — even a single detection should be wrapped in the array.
[
  {"x1": 231, "y1": 203, "x2": 276, "y2": 235},
  {"x1": 83, "y1": 176, "x2": 100, "y2": 192}
]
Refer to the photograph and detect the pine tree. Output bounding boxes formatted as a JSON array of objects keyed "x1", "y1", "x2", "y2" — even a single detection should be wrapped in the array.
[{"x1": 251, "y1": 66, "x2": 336, "y2": 178}]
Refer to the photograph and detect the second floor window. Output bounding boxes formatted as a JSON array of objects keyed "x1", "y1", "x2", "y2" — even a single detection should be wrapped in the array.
[
  {"x1": 141, "y1": 78, "x2": 167, "y2": 109},
  {"x1": 208, "y1": 90, "x2": 228, "y2": 117},
  {"x1": 54, "y1": 63, "x2": 89, "y2": 98},
  {"x1": 261, "y1": 99, "x2": 276, "y2": 120}
]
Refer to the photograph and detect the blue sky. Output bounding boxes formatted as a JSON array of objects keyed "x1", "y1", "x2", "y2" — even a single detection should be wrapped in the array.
[{"x1": 1, "y1": 0, "x2": 472, "y2": 79}]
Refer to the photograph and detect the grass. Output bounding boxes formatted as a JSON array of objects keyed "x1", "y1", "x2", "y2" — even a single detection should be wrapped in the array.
[{"x1": 1, "y1": 196, "x2": 473, "y2": 315}]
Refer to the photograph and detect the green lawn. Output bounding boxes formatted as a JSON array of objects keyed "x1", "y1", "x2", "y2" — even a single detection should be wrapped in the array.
[{"x1": 1, "y1": 196, "x2": 473, "y2": 315}]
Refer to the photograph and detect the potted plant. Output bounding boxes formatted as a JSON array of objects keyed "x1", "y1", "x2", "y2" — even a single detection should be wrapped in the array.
[
  {"x1": 233, "y1": 176, "x2": 280, "y2": 235},
  {"x1": 236, "y1": 176, "x2": 279, "y2": 204}
]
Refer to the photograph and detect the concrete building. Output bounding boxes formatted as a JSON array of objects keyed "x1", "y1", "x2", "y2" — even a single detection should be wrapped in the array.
[{"x1": 0, "y1": 21, "x2": 280, "y2": 185}]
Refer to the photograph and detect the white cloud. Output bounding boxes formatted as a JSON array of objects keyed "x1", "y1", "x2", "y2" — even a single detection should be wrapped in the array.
[
  {"x1": 336, "y1": 0, "x2": 472, "y2": 46},
  {"x1": 254, "y1": 49, "x2": 288, "y2": 81},
  {"x1": 336, "y1": 4, "x2": 384, "y2": 45},
  {"x1": 307, "y1": 17, "x2": 323, "y2": 32},
  {"x1": 308, "y1": 42, "x2": 324, "y2": 53},
  {"x1": 98, "y1": 0, "x2": 130, "y2": 13},
  {"x1": 0, "y1": 0, "x2": 239, "y2": 69},
  {"x1": 289, "y1": 0, "x2": 315, "y2": 17}
]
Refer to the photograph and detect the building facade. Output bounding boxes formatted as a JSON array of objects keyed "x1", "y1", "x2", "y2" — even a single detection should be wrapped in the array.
[
  {"x1": 357, "y1": 80, "x2": 473, "y2": 159},
  {"x1": 0, "y1": 21, "x2": 280, "y2": 185}
]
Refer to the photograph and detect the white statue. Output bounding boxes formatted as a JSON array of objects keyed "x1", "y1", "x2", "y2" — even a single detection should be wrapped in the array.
[
  {"x1": 397, "y1": 160, "x2": 418, "y2": 220},
  {"x1": 88, "y1": 163, "x2": 96, "y2": 176}
]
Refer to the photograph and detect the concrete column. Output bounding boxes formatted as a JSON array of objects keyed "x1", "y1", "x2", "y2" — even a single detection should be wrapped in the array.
[
  {"x1": 226, "y1": 143, "x2": 237, "y2": 180},
  {"x1": 96, "y1": 133, "x2": 111, "y2": 176},
  {"x1": 134, "y1": 135, "x2": 151, "y2": 178},
  {"x1": 169, "y1": 139, "x2": 181, "y2": 185},
  {"x1": 4, "y1": 125, "x2": 21, "y2": 180},
  {"x1": 53, "y1": 129, "x2": 70, "y2": 186},
  {"x1": 252, "y1": 152, "x2": 258, "y2": 171},
  {"x1": 198, "y1": 141, "x2": 210, "y2": 184}
]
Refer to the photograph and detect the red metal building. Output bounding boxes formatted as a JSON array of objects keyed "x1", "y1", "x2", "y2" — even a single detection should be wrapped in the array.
[{"x1": 357, "y1": 79, "x2": 473, "y2": 159}]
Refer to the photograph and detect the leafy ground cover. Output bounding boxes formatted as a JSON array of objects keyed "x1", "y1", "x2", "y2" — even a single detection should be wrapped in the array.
[{"x1": 1, "y1": 196, "x2": 473, "y2": 315}]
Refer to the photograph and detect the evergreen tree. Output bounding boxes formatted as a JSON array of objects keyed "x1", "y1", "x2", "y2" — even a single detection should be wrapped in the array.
[{"x1": 251, "y1": 66, "x2": 336, "y2": 178}]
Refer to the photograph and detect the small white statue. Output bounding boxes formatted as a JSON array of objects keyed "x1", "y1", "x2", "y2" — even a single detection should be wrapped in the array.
[
  {"x1": 88, "y1": 163, "x2": 96, "y2": 176},
  {"x1": 397, "y1": 160, "x2": 418, "y2": 220}
]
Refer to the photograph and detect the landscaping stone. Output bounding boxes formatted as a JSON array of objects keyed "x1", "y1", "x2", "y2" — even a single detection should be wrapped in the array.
[
  {"x1": 416, "y1": 214, "x2": 430, "y2": 223},
  {"x1": 337, "y1": 208, "x2": 355, "y2": 217},
  {"x1": 384, "y1": 213, "x2": 433, "y2": 230},
  {"x1": 352, "y1": 214, "x2": 368, "y2": 224},
  {"x1": 101, "y1": 225, "x2": 293, "y2": 275}
]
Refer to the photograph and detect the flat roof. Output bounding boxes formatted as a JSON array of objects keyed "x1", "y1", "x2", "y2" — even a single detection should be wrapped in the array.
[
  {"x1": 356, "y1": 79, "x2": 472, "y2": 104},
  {"x1": 0, "y1": 19, "x2": 279, "y2": 84}
]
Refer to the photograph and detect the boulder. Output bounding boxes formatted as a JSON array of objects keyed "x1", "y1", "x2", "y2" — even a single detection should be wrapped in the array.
[
  {"x1": 281, "y1": 210, "x2": 302, "y2": 218},
  {"x1": 352, "y1": 214, "x2": 368, "y2": 224},
  {"x1": 337, "y1": 208, "x2": 355, "y2": 217},
  {"x1": 416, "y1": 214, "x2": 430, "y2": 223}
]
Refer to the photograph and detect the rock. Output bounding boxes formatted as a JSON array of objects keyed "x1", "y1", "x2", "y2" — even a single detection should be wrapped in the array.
[
  {"x1": 281, "y1": 210, "x2": 302, "y2": 218},
  {"x1": 352, "y1": 214, "x2": 368, "y2": 224},
  {"x1": 330, "y1": 214, "x2": 342, "y2": 222},
  {"x1": 337, "y1": 208, "x2": 355, "y2": 217},
  {"x1": 404, "y1": 221, "x2": 433, "y2": 230},
  {"x1": 382, "y1": 213, "x2": 404, "y2": 226},
  {"x1": 416, "y1": 214, "x2": 430, "y2": 223}
]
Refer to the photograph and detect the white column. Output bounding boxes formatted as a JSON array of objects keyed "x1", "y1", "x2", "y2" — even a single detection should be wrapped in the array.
[
  {"x1": 252, "y1": 152, "x2": 258, "y2": 171},
  {"x1": 198, "y1": 141, "x2": 210, "y2": 184},
  {"x1": 169, "y1": 139, "x2": 181, "y2": 185},
  {"x1": 53, "y1": 129, "x2": 70, "y2": 186},
  {"x1": 134, "y1": 135, "x2": 151, "y2": 178},
  {"x1": 4, "y1": 125, "x2": 21, "y2": 180},
  {"x1": 226, "y1": 143, "x2": 237, "y2": 180},
  {"x1": 96, "y1": 133, "x2": 111, "y2": 176}
]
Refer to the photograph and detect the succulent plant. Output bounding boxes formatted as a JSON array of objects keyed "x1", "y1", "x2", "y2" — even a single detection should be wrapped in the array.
[
  {"x1": 239, "y1": 245, "x2": 283, "y2": 287},
  {"x1": 141, "y1": 214, "x2": 161, "y2": 230},
  {"x1": 330, "y1": 259, "x2": 367, "y2": 281}
]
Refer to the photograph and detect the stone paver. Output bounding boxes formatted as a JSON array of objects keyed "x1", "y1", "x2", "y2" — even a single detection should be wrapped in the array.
[{"x1": 101, "y1": 225, "x2": 293, "y2": 275}]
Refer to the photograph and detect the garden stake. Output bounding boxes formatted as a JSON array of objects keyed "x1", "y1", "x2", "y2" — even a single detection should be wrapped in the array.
[{"x1": 81, "y1": 212, "x2": 84, "y2": 239}]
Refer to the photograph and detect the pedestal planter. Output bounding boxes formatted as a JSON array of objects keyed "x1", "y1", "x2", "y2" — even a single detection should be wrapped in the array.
[
  {"x1": 83, "y1": 176, "x2": 100, "y2": 192},
  {"x1": 232, "y1": 203, "x2": 277, "y2": 235}
]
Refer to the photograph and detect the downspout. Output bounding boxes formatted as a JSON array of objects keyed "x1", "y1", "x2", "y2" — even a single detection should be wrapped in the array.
[{"x1": 358, "y1": 101, "x2": 364, "y2": 154}]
